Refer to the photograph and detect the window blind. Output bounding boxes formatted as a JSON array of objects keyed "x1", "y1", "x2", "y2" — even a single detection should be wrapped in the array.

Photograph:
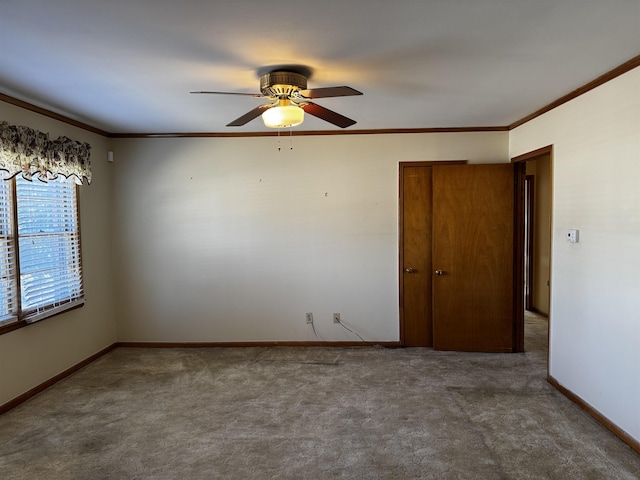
[
  {"x1": 0, "y1": 180, "x2": 17, "y2": 326},
  {"x1": 16, "y1": 177, "x2": 84, "y2": 323}
]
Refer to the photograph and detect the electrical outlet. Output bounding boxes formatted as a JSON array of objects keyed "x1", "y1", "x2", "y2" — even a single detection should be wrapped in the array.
[
  {"x1": 306, "y1": 312, "x2": 313, "y2": 324},
  {"x1": 567, "y1": 229, "x2": 579, "y2": 243},
  {"x1": 333, "y1": 313, "x2": 340, "y2": 323}
]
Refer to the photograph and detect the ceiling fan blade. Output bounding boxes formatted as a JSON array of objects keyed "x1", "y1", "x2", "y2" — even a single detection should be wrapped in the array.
[
  {"x1": 191, "y1": 91, "x2": 263, "y2": 98},
  {"x1": 226, "y1": 105, "x2": 270, "y2": 127},
  {"x1": 301, "y1": 102, "x2": 357, "y2": 128},
  {"x1": 298, "y1": 86, "x2": 363, "y2": 99}
]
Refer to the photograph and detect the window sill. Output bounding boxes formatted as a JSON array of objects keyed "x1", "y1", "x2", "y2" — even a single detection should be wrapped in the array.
[{"x1": 0, "y1": 300, "x2": 85, "y2": 337}]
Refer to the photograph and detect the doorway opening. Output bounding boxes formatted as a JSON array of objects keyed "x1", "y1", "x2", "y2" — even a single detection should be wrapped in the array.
[{"x1": 513, "y1": 146, "x2": 552, "y2": 357}]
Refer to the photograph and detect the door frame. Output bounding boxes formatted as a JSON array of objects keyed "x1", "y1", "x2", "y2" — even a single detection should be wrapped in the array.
[
  {"x1": 398, "y1": 160, "x2": 466, "y2": 346},
  {"x1": 511, "y1": 144, "x2": 553, "y2": 353}
]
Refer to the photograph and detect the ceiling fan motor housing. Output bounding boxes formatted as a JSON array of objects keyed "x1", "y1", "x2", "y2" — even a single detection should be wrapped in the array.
[{"x1": 260, "y1": 71, "x2": 308, "y2": 97}]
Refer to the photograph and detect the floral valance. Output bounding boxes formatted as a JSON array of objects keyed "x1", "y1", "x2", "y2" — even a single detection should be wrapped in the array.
[{"x1": 0, "y1": 121, "x2": 91, "y2": 185}]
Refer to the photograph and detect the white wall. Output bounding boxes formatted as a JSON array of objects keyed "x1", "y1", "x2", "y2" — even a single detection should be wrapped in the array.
[
  {"x1": 0, "y1": 102, "x2": 116, "y2": 407},
  {"x1": 510, "y1": 67, "x2": 640, "y2": 442},
  {"x1": 112, "y1": 132, "x2": 507, "y2": 342}
]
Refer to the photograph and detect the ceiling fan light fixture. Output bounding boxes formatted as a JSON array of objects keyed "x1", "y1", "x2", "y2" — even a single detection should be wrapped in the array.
[
  {"x1": 262, "y1": 103, "x2": 304, "y2": 128},
  {"x1": 193, "y1": 68, "x2": 360, "y2": 128}
]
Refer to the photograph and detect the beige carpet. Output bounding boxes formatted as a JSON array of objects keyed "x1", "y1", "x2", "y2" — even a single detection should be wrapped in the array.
[{"x1": 0, "y1": 313, "x2": 638, "y2": 479}]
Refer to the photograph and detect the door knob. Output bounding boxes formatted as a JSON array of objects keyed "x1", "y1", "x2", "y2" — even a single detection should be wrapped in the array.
[
  {"x1": 434, "y1": 269, "x2": 444, "y2": 275},
  {"x1": 405, "y1": 268, "x2": 415, "y2": 273}
]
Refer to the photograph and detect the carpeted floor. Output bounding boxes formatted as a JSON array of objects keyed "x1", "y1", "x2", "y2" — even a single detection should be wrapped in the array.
[{"x1": 1, "y1": 312, "x2": 639, "y2": 479}]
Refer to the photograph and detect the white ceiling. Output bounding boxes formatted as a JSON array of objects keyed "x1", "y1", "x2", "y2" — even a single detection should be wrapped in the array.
[{"x1": 1, "y1": 0, "x2": 638, "y2": 134}]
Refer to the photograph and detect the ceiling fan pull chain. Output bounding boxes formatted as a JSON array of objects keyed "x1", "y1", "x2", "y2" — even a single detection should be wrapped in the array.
[
  {"x1": 290, "y1": 127, "x2": 294, "y2": 150},
  {"x1": 277, "y1": 128, "x2": 281, "y2": 151}
]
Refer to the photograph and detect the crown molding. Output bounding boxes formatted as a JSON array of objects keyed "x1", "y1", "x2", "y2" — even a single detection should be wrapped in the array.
[
  {"x1": 109, "y1": 126, "x2": 508, "y2": 139},
  {"x1": 509, "y1": 54, "x2": 640, "y2": 130},
  {"x1": 0, "y1": 93, "x2": 109, "y2": 137},
  {"x1": 2, "y1": 54, "x2": 638, "y2": 137}
]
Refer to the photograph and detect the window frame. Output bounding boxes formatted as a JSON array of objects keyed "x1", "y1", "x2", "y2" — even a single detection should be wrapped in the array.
[{"x1": 0, "y1": 176, "x2": 84, "y2": 336}]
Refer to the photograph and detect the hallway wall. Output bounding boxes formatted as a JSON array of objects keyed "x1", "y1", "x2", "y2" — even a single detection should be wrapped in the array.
[
  {"x1": 526, "y1": 154, "x2": 551, "y2": 315},
  {"x1": 510, "y1": 66, "x2": 640, "y2": 443}
]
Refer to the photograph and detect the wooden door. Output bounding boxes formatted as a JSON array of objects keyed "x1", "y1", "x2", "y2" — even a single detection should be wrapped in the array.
[
  {"x1": 432, "y1": 163, "x2": 514, "y2": 352},
  {"x1": 400, "y1": 166, "x2": 433, "y2": 346}
]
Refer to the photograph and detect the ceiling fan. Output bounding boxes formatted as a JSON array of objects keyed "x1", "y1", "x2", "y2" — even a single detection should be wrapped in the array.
[{"x1": 191, "y1": 69, "x2": 362, "y2": 129}]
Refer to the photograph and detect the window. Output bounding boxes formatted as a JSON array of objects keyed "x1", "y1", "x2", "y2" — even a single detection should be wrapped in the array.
[
  {"x1": 0, "y1": 176, "x2": 84, "y2": 332},
  {"x1": 0, "y1": 179, "x2": 17, "y2": 326}
]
